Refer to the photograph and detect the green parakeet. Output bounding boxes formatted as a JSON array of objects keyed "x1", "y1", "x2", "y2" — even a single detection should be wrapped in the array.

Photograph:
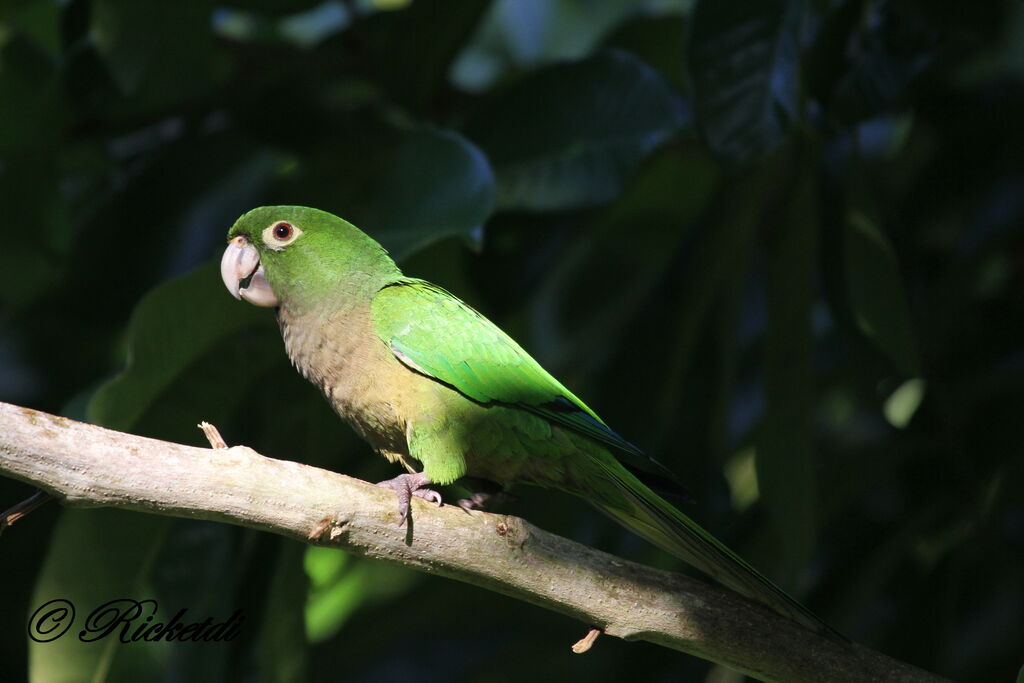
[{"x1": 220, "y1": 205, "x2": 831, "y2": 634}]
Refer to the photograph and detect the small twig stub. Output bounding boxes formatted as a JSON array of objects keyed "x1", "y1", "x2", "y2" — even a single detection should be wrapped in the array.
[
  {"x1": 572, "y1": 627, "x2": 602, "y2": 654},
  {"x1": 198, "y1": 421, "x2": 228, "y2": 449},
  {"x1": 0, "y1": 490, "x2": 53, "y2": 536}
]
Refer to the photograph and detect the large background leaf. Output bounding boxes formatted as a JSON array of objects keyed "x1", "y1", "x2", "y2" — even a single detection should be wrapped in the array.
[
  {"x1": 29, "y1": 510, "x2": 173, "y2": 683},
  {"x1": 90, "y1": 0, "x2": 230, "y2": 114},
  {"x1": 464, "y1": 50, "x2": 687, "y2": 210},
  {"x1": 688, "y1": 0, "x2": 802, "y2": 161},
  {"x1": 87, "y1": 264, "x2": 271, "y2": 432},
  {"x1": 363, "y1": 127, "x2": 495, "y2": 260},
  {"x1": 843, "y1": 211, "x2": 920, "y2": 377}
]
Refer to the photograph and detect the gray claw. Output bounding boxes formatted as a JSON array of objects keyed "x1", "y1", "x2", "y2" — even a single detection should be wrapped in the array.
[{"x1": 414, "y1": 489, "x2": 443, "y2": 506}]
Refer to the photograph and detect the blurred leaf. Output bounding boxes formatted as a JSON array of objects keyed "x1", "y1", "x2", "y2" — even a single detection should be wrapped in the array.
[
  {"x1": 701, "y1": 207, "x2": 758, "y2": 474},
  {"x1": 256, "y1": 541, "x2": 309, "y2": 683},
  {"x1": 0, "y1": 31, "x2": 67, "y2": 151},
  {"x1": 603, "y1": 14, "x2": 689, "y2": 93},
  {"x1": 465, "y1": 50, "x2": 686, "y2": 211},
  {"x1": 688, "y1": 0, "x2": 802, "y2": 161},
  {"x1": 843, "y1": 211, "x2": 919, "y2": 376},
  {"x1": 219, "y1": 0, "x2": 326, "y2": 18},
  {"x1": 87, "y1": 263, "x2": 270, "y2": 432},
  {"x1": 212, "y1": 3, "x2": 351, "y2": 48},
  {"x1": 804, "y1": 0, "x2": 865, "y2": 108},
  {"x1": 0, "y1": 0, "x2": 61, "y2": 55},
  {"x1": 6, "y1": 137, "x2": 280, "y2": 422},
  {"x1": 827, "y1": 7, "x2": 935, "y2": 126},
  {"x1": 36, "y1": 521, "x2": 306, "y2": 683},
  {"x1": 649, "y1": 161, "x2": 761, "y2": 455},
  {"x1": 90, "y1": 0, "x2": 229, "y2": 112},
  {"x1": 359, "y1": 0, "x2": 489, "y2": 110},
  {"x1": 0, "y1": 155, "x2": 68, "y2": 309},
  {"x1": 64, "y1": 137, "x2": 276, "y2": 321},
  {"x1": 276, "y1": 121, "x2": 495, "y2": 260},
  {"x1": 903, "y1": 0, "x2": 1008, "y2": 42},
  {"x1": 451, "y1": 0, "x2": 639, "y2": 91},
  {"x1": 724, "y1": 447, "x2": 760, "y2": 512},
  {"x1": 530, "y1": 146, "x2": 718, "y2": 390},
  {"x1": 29, "y1": 509, "x2": 172, "y2": 683},
  {"x1": 757, "y1": 144, "x2": 818, "y2": 587},
  {"x1": 274, "y1": 123, "x2": 493, "y2": 261},
  {"x1": 33, "y1": 262, "x2": 285, "y2": 682},
  {"x1": 277, "y1": 2, "x2": 350, "y2": 47},
  {"x1": 883, "y1": 378, "x2": 925, "y2": 428},
  {"x1": 305, "y1": 545, "x2": 348, "y2": 589},
  {"x1": 304, "y1": 549, "x2": 417, "y2": 643},
  {"x1": 304, "y1": 547, "x2": 356, "y2": 643},
  {"x1": 364, "y1": 127, "x2": 495, "y2": 260},
  {"x1": 135, "y1": 521, "x2": 252, "y2": 683}
]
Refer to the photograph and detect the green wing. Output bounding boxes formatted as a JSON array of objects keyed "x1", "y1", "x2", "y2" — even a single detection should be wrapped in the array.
[
  {"x1": 372, "y1": 280, "x2": 835, "y2": 635},
  {"x1": 371, "y1": 279, "x2": 674, "y2": 479}
]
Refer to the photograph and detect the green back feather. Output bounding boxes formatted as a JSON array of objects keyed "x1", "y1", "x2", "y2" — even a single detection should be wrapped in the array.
[{"x1": 372, "y1": 280, "x2": 677, "y2": 480}]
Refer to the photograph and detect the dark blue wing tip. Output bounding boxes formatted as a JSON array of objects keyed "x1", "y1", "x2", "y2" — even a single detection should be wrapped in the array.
[
  {"x1": 541, "y1": 397, "x2": 645, "y2": 457},
  {"x1": 542, "y1": 396, "x2": 583, "y2": 414}
]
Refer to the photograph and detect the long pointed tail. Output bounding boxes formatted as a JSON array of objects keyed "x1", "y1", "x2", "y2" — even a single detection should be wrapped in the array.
[{"x1": 586, "y1": 457, "x2": 838, "y2": 636}]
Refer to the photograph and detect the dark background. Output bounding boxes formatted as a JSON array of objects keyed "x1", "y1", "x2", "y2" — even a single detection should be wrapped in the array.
[{"x1": 1, "y1": 0, "x2": 1022, "y2": 681}]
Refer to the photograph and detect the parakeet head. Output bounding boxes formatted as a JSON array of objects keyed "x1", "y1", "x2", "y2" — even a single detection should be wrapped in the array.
[{"x1": 220, "y1": 206, "x2": 401, "y2": 308}]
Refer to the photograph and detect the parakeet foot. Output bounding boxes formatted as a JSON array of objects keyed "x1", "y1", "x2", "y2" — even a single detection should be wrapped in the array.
[{"x1": 376, "y1": 472, "x2": 441, "y2": 525}]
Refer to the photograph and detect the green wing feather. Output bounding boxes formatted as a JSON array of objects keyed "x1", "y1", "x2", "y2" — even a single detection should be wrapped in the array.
[
  {"x1": 372, "y1": 279, "x2": 677, "y2": 481},
  {"x1": 371, "y1": 279, "x2": 836, "y2": 635}
]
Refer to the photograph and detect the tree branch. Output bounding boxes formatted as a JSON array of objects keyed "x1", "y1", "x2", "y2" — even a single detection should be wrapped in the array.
[{"x1": 0, "y1": 401, "x2": 947, "y2": 683}]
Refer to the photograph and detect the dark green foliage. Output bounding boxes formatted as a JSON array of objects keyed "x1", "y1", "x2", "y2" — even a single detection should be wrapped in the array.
[
  {"x1": 1, "y1": 1, "x2": 1021, "y2": 681},
  {"x1": 688, "y1": 0, "x2": 802, "y2": 161},
  {"x1": 464, "y1": 50, "x2": 687, "y2": 209}
]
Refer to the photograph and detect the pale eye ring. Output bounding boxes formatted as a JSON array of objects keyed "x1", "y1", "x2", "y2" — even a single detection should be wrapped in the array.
[
  {"x1": 272, "y1": 222, "x2": 293, "y2": 241},
  {"x1": 262, "y1": 220, "x2": 302, "y2": 249}
]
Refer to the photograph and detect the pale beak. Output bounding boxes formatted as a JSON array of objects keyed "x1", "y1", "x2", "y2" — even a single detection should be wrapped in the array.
[{"x1": 220, "y1": 236, "x2": 280, "y2": 307}]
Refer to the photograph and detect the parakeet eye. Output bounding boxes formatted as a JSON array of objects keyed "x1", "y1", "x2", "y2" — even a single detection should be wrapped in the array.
[{"x1": 261, "y1": 221, "x2": 303, "y2": 249}]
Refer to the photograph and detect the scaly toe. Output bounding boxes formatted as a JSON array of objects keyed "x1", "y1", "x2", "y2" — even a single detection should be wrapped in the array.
[{"x1": 375, "y1": 472, "x2": 437, "y2": 526}]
